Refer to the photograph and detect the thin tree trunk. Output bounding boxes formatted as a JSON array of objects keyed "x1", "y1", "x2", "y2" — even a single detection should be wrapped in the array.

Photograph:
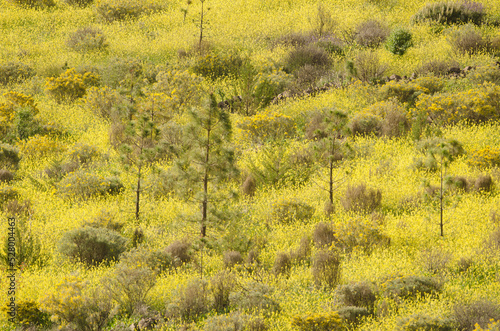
[
  {"x1": 439, "y1": 155, "x2": 444, "y2": 237},
  {"x1": 136, "y1": 164, "x2": 141, "y2": 220}
]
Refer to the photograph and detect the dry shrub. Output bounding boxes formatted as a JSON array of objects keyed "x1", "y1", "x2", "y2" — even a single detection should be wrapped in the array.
[
  {"x1": 210, "y1": 271, "x2": 236, "y2": 313},
  {"x1": 203, "y1": 312, "x2": 268, "y2": 331},
  {"x1": 396, "y1": 313, "x2": 454, "y2": 331},
  {"x1": 0, "y1": 169, "x2": 14, "y2": 183},
  {"x1": 223, "y1": 251, "x2": 243, "y2": 269},
  {"x1": 291, "y1": 236, "x2": 312, "y2": 264},
  {"x1": 445, "y1": 175, "x2": 469, "y2": 192},
  {"x1": 270, "y1": 199, "x2": 315, "y2": 224},
  {"x1": 334, "y1": 282, "x2": 377, "y2": 311},
  {"x1": 419, "y1": 248, "x2": 452, "y2": 274},
  {"x1": 165, "y1": 240, "x2": 191, "y2": 267},
  {"x1": 275, "y1": 32, "x2": 315, "y2": 48},
  {"x1": 284, "y1": 45, "x2": 331, "y2": 73},
  {"x1": 341, "y1": 184, "x2": 382, "y2": 213},
  {"x1": 292, "y1": 64, "x2": 326, "y2": 91},
  {"x1": 10, "y1": 0, "x2": 55, "y2": 8},
  {"x1": 241, "y1": 174, "x2": 257, "y2": 197},
  {"x1": 313, "y1": 222, "x2": 337, "y2": 248},
  {"x1": 417, "y1": 60, "x2": 459, "y2": 76},
  {"x1": 66, "y1": 27, "x2": 108, "y2": 53},
  {"x1": 451, "y1": 25, "x2": 489, "y2": 55},
  {"x1": 312, "y1": 249, "x2": 341, "y2": 289},
  {"x1": 166, "y1": 278, "x2": 209, "y2": 322},
  {"x1": 365, "y1": 100, "x2": 409, "y2": 137},
  {"x1": 0, "y1": 144, "x2": 20, "y2": 170},
  {"x1": 65, "y1": 0, "x2": 93, "y2": 6},
  {"x1": 351, "y1": 50, "x2": 387, "y2": 83},
  {"x1": 0, "y1": 62, "x2": 34, "y2": 85},
  {"x1": 412, "y1": 1, "x2": 485, "y2": 25},
  {"x1": 452, "y1": 299, "x2": 500, "y2": 330},
  {"x1": 57, "y1": 172, "x2": 123, "y2": 200},
  {"x1": 474, "y1": 175, "x2": 493, "y2": 192},
  {"x1": 229, "y1": 282, "x2": 280, "y2": 315},
  {"x1": 382, "y1": 275, "x2": 442, "y2": 300},
  {"x1": 95, "y1": 0, "x2": 165, "y2": 23},
  {"x1": 355, "y1": 20, "x2": 389, "y2": 48},
  {"x1": 471, "y1": 63, "x2": 500, "y2": 85},
  {"x1": 487, "y1": 227, "x2": 500, "y2": 250},
  {"x1": 84, "y1": 86, "x2": 124, "y2": 119},
  {"x1": 273, "y1": 252, "x2": 292, "y2": 276},
  {"x1": 335, "y1": 216, "x2": 390, "y2": 253},
  {"x1": 349, "y1": 112, "x2": 382, "y2": 136},
  {"x1": 337, "y1": 306, "x2": 371, "y2": 326}
]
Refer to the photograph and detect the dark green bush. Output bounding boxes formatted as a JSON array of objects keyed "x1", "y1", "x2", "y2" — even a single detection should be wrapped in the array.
[
  {"x1": 284, "y1": 45, "x2": 331, "y2": 73},
  {"x1": 13, "y1": 300, "x2": 51, "y2": 328},
  {"x1": 341, "y1": 184, "x2": 382, "y2": 214},
  {"x1": 396, "y1": 313, "x2": 454, "y2": 331},
  {"x1": 382, "y1": 275, "x2": 442, "y2": 300},
  {"x1": 355, "y1": 20, "x2": 389, "y2": 48},
  {"x1": 386, "y1": 28, "x2": 413, "y2": 55},
  {"x1": 58, "y1": 226, "x2": 128, "y2": 266},
  {"x1": 312, "y1": 249, "x2": 341, "y2": 289},
  {"x1": 412, "y1": 1, "x2": 485, "y2": 25},
  {"x1": 0, "y1": 62, "x2": 34, "y2": 85},
  {"x1": 334, "y1": 282, "x2": 377, "y2": 311},
  {"x1": 66, "y1": 26, "x2": 108, "y2": 53},
  {"x1": 452, "y1": 299, "x2": 500, "y2": 330}
]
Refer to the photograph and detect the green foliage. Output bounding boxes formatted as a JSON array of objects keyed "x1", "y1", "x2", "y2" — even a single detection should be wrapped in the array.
[
  {"x1": 355, "y1": 20, "x2": 389, "y2": 48},
  {"x1": 291, "y1": 311, "x2": 344, "y2": 331},
  {"x1": 66, "y1": 26, "x2": 108, "y2": 53},
  {"x1": 192, "y1": 52, "x2": 244, "y2": 80},
  {"x1": 381, "y1": 275, "x2": 442, "y2": 300},
  {"x1": 386, "y1": 28, "x2": 413, "y2": 55},
  {"x1": 341, "y1": 184, "x2": 382, "y2": 213},
  {"x1": 45, "y1": 68, "x2": 100, "y2": 103},
  {"x1": 412, "y1": 1, "x2": 485, "y2": 25},
  {"x1": 0, "y1": 91, "x2": 40, "y2": 143},
  {"x1": 58, "y1": 226, "x2": 128, "y2": 266},
  {"x1": 238, "y1": 110, "x2": 296, "y2": 143},
  {"x1": 0, "y1": 62, "x2": 34, "y2": 85},
  {"x1": 312, "y1": 249, "x2": 341, "y2": 288},
  {"x1": 41, "y1": 275, "x2": 114, "y2": 331},
  {"x1": 252, "y1": 68, "x2": 292, "y2": 107},
  {"x1": 6, "y1": 300, "x2": 51, "y2": 328},
  {"x1": 396, "y1": 313, "x2": 454, "y2": 331},
  {"x1": 95, "y1": 0, "x2": 165, "y2": 23},
  {"x1": 270, "y1": 198, "x2": 315, "y2": 224}
]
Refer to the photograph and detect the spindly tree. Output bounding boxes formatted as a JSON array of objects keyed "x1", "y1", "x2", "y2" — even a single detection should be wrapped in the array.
[{"x1": 175, "y1": 93, "x2": 238, "y2": 238}]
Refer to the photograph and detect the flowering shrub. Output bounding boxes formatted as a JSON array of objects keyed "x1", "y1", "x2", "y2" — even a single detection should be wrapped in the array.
[
  {"x1": 18, "y1": 135, "x2": 66, "y2": 160},
  {"x1": 468, "y1": 147, "x2": 500, "y2": 168},
  {"x1": 291, "y1": 311, "x2": 344, "y2": 331},
  {"x1": 45, "y1": 68, "x2": 99, "y2": 103}
]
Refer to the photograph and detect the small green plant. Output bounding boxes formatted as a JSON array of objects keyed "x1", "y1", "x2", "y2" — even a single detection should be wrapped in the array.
[
  {"x1": 66, "y1": 27, "x2": 108, "y2": 53},
  {"x1": 58, "y1": 226, "x2": 128, "y2": 266},
  {"x1": 45, "y1": 68, "x2": 99, "y2": 103},
  {"x1": 0, "y1": 62, "x2": 34, "y2": 85},
  {"x1": 291, "y1": 311, "x2": 344, "y2": 331},
  {"x1": 386, "y1": 28, "x2": 413, "y2": 55}
]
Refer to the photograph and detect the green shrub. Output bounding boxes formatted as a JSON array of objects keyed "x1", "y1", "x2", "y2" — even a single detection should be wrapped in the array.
[
  {"x1": 417, "y1": 138, "x2": 465, "y2": 164},
  {"x1": 252, "y1": 68, "x2": 293, "y2": 107},
  {"x1": 57, "y1": 171, "x2": 123, "y2": 200},
  {"x1": 284, "y1": 45, "x2": 331, "y2": 73},
  {"x1": 45, "y1": 68, "x2": 100, "y2": 103},
  {"x1": 386, "y1": 28, "x2": 413, "y2": 55},
  {"x1": 412, "y1": 1, "x2": 485, "y2": 25},
  {"x1": 0, "y1": 62, "x2": 34, "y2": 85},
  {"x1": 396, "y1": 313, "x2": 454, "y2": 331},
  {"x1": 453, "y1": 300, "x2": 500, "y2": 330},
  {"x1": 380, "y1": 76, "x2": 444, "y2": 105},
  {"x1": 341, "y1": 184, "x2": 382, "y2": 213},
  {"x1": 9, "y1": 300, "x2": 51, "y2": 328},
  {"x1": 66, "y1": 27, "x2": 108, "y2": 53},
  {"x1": 270, "y1": 199, "x2": 315, "y2": 224},
  {"x1": 451, "y1": 25, "x2": 488, "y2": 55},
  {"x1": 316, "y1": 36, "x2": 344, "y2": 55},
  {"x1": 381, "y1": 275, "x2": 442, "y2": 300},
  {"x1": 95, "y1": 0, "x2": 165, "y2": 23},
  {"x1": 192, "y1": 52, "x2": 243, "y2": 80},
  {"x1": 41, "y1": 275, "x2": 113, "y2": 331},
  {"x1": 84, "y1": 86, "x2": 124, "y2": 120},
  {"x1": 355, "y1": 20, "x2": 389, "y2": 48},
  {"x1": 312, "y1": 249, "x2": 341, "y2": 289},
  {"x1": 58, "y1": 226, "x2": 128, "y2": 266},
  {"x1": 229, "y1": 282, "x2": 280, "y2": 315},
  {"x1": 291, "y1": 311, "x2": 344, "y2": 331}
]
